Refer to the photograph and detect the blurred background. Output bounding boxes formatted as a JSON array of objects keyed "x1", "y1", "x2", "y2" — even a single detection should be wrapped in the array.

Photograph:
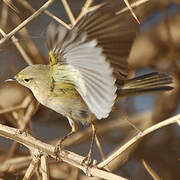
[{"x1": 0, "y1": 0, "x2": 180, "y2": 179}]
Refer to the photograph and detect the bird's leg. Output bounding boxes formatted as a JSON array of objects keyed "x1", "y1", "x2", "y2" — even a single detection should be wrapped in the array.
[
  {"x1": 54, "y1": 119, "x2": 78, "y2": 159},
  {"x1": 82, "y1": 121, "x2": 96, "y2": 166}
]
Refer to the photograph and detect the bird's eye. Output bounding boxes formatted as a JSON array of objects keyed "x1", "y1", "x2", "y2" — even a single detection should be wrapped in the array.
[{"x1": 24, "y1": 78, "x2": 30, "y2": 83}]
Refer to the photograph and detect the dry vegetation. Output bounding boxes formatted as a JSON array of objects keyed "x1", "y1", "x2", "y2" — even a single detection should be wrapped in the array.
[{"x1": 0, "y1": 0, "x2": 180, "y2": 179}]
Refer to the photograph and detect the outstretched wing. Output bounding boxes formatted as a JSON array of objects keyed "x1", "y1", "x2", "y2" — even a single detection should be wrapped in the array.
[{"x1": 46, "y1": 2, "x2": 138, "y2": 119}]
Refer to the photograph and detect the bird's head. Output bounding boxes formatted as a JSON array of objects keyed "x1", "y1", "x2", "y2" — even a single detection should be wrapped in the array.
[{"x1": 7, "y1": 64, "x2": 51, "y2": 93}]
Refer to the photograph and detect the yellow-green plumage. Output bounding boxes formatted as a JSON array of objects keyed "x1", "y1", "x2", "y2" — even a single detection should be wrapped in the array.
[
  {"x1": 15, "y1": 63, "x2": 92, "y2": 125},
  {"x1": 12, "y1": 2, "x2": 173, "y2": 153},
  {"x1": 48, "y1": 50, "x2": 90, "y2": 124}
]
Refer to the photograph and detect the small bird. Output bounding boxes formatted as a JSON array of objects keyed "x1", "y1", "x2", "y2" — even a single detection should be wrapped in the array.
[{"x1": 8, "y1": 2, "x2": 173, "y2": 163}]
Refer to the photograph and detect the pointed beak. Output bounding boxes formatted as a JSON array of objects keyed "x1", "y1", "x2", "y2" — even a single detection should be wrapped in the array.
[{"x1": 5, "y1": 77, "x2": 17, "y2": 82}]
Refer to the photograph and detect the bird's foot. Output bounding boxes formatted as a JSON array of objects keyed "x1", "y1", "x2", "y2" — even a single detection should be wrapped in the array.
[
  {"x1": 54, "y1": 139, "x2": 64, "y2": 161},
  {"x1": 81, "y1": 155, "x2": 92, "y2": 176},
  {"x1": 81, "y1": 153, "x2": 92, "y2": 166},
  {"x1": 81, "y1": 154, "x2": 98, "y2": 176}
]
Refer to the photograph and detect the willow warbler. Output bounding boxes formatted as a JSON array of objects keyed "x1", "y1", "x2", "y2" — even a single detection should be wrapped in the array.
[{"x1": 8, "y1": 2, "x2": 173, "y2": 161}]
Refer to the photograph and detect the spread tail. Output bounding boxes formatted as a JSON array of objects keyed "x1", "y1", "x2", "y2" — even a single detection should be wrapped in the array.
[{"x1": 117, "y1": 72, "x2": 173, "y2": 99}]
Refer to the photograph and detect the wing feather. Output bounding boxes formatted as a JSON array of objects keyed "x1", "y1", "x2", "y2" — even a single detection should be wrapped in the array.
[
  {"x1": 63, "y1": 41, "x2": 117, "y2": 119},
  {"x1": 46, "y1": 1, "x2": 138, "y2": 119}
]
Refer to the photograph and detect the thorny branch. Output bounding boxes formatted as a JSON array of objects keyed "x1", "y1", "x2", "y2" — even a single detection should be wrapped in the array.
[{"x1": 0, "y1": 113, "x2": 179, "y2": 178}]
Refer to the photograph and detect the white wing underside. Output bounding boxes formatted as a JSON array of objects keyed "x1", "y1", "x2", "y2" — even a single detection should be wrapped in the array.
[
  {"x1": 47, "y1": 23, "x2": 117, "y2": 119},
  {"x1": 63, "y1": 40, "x2": 117, "y2": 119}
]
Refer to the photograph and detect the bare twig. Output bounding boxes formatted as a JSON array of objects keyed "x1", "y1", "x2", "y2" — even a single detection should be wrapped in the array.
[
  {"x1": 51, "y1": 111, "x2": 151, "y2": 148},
  {"x1": 7, "y1": 96, "x2": 36, "y2": 158},
  {"x1": 0, "y1": 112, "x2": 179, "y2": 178},
  {"x1": 16, "y1": 0, "x2": 71, "y2": 29},
  {"x1": 1, "y1": 2, "x2": 9, "y2": 28},
  {"x1": 85, "y1": 3, "x2": 105, "y2": 14},
  {"x1": 3, "y1": 0, "x2": 20, "y2": 13},
  {"x1": 45, "y1": 10, "x2": 71, "y2": 29},
  {"x1": 177, "y1": 119, "x2": 180, "y2": 126},
  {"x1": 61, "y1": 0, "x2": 76, "y2": 25},
  {"x1": 98, "y1": 113, "x2": 180, "y2": 168},
  {"x1": 142, "y1": 159, "x2": 161, "y2": 180},
  {"x1": 0, "y1": 123, "x2": 127, "y2": 180},
  {"x1": 82, "y1": 0, "x2": 94, "y2": 10},
  {"x1": 11, "y1": 14, "x2": 45, "y2": 64},
  {"x1": 117, "y1": 0, "x2": 149, "y2": 15},
  {"x1": 75, "y1": 0, "x2": 94, "y2": 23},
  {"x1": 12, "y1": 36, "x2": 33, "y2": 65},
  {"x1": 0, "y1": 105, "x2": 24, "y2": 114},
  {"x1": 23, "y1": 154, "x2": 40, "y2": 180},
  {"x1": 0, "y1": 156, "x2": 32, "y2": 173},
  {"x1": 0, "y1": 0, "x2": 56, "y2": 45},
  {"x1": 123, "y1": 0, "x2": 140, "y2": 24},
  {"x1": 95, "y1": 134, "x2": 105, "y2": 161},
  {"x1": 0, "y1": 21, "x2": 34, "y2": 65},
  {"x1": 40, "y1": 155, "x2": 49, "y2": 180},
  {"x1": 0, "y1": 94, "x2": 32, "y2": 115}
]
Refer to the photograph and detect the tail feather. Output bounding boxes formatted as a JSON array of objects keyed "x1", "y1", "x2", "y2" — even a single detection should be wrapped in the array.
[{"x1": 117, "y1": 72, "x2": 173, "y2": 98}]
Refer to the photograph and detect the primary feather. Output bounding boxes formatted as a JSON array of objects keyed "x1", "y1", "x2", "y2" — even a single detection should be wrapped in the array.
[{"x1": 46, "y1": 2, "x2": 138, "y2": 119}]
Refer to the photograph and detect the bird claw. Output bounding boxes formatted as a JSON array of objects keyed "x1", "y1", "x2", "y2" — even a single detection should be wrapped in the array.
[
  {"x1": 81, "y1": 155, "x2": 98, "y2": 176},
  {"x1": 81, "y1": 155, "x2": 92, "y2": 176},
  {"x1": 81, "y1": 155, "x2": 92, "y2": 166},
  {"x1": 54, "y1": 131, "x2": 75, "y2": 161},
  {"x1": 54, "y1": 139, "x2": 64, "y2": 161}
]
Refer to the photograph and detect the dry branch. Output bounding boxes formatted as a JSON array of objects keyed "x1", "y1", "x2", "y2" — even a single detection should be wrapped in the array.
[
  {"x1": 16, "y1": 0, "x2": 71, "y2": 29},
  {"x1": 117, "y1": 0, "x2": 149, "y2": 15},
  {"x1": 40, "y1": 155, "x2": 49, "y2": 180},
  {"x1": 142, "y1": 159, "x2": 161, "y2": 180},
  {"x1": 123, "y1": 0, "x2": 140, "y2": 23},
  {"x1": 23, "y1": 154, "x2": 40, "y2": 180},
  {"x1": 0, "y1": 123, "x2": 127, "y2": 179},
  {"x1": 0, "y1": 0, "x2": 56, "y2": 45},
  {"x1": 0, "y1": 28, "x2": 33, "y2": 65},
  {"x1": 61, "y1": 0, "x2": 76, "y2": 25},
  {"x1": 98, "y1": 113, "x2": 180, "y2": 168},
  {"x1": 0, "y1": 112, "x2": 179, "y2": 178}
]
